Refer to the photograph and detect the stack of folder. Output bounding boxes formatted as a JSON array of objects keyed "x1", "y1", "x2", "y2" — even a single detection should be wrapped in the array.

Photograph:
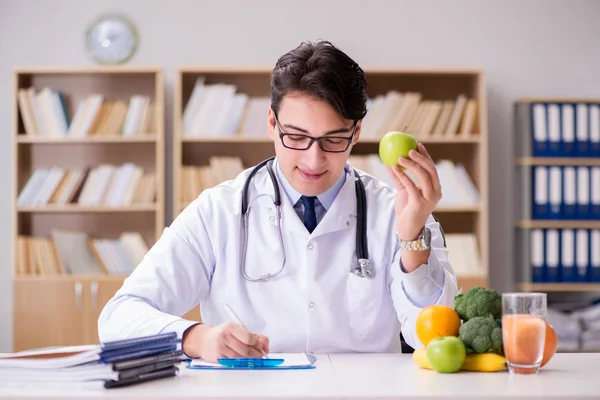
[{"x1": 0, "y1": 332, "x2": 184, "y2": 389}]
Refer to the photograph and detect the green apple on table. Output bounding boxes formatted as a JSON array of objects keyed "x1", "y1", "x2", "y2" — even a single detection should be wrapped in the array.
[
  {"x1": 426, "y1": 336, "x2": 466, "y2": 373},
  {"x1": 378, "y1": 131, "x2": 419, "y2": 168}
]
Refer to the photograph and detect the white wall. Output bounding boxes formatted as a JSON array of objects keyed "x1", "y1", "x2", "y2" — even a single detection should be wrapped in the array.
[{"x1": 1, "y1": 0, "x2": 599, "y2": 352}]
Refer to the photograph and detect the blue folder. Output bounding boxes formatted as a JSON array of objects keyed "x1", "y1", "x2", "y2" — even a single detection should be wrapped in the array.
[{"x1": 186, "y1": 353, "x2": 317, "y2": 370}]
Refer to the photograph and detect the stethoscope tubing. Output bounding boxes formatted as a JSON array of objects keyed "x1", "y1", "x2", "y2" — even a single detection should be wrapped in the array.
[{"x1": 240, "y1": 157, "x2": 372, "y2": 282}]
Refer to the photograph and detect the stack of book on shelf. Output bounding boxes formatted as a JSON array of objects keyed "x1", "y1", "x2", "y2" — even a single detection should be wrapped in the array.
[
  {"x1": 181, "y1": 78, "x2": 478, "y2": 139},
  {"x1": 17, "y1": 163, "x2": 156, "y2": 208},
  {"x1": 15, "y1": 230, "x2": 149, "y2": 276},
  {"x1": 360, "y1": 91, "x2": 478, "y2": 139},
  {"x1": 444, "y1": 233, "x2": 484, "y2": 278},
  {"x1": 348, "y1": 154, "x2": 480, "y2": 208},
  {"x1": 0, "y1": 332, "x2": 183, "y2": 389},
  {"x1": 180, "y1": 156, "x2": 245, "y2": 206},
  {"x1": 181, "y1": 78, "x2": 269, "y2": 137},
  {"x1": 180, "y1": 155, "x2": 479, "y2": 211},
  {"x1": 17, "y1": 87, "x2": 156, "y2": 137}
]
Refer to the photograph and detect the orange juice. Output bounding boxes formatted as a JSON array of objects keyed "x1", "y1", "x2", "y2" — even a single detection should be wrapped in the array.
[{"x1": 502, "y1": 314, "x2": 546, "y2": 374}]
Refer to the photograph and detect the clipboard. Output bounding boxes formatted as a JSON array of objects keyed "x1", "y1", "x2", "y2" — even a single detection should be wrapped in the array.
[{"x1": 186, "y1": 353, "x2": 317, "y2": 370}]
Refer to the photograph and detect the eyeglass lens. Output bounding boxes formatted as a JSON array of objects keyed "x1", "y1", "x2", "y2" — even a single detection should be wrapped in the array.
[{"x1": 281, "y1": 134, "x2": 351, "y2": 152}]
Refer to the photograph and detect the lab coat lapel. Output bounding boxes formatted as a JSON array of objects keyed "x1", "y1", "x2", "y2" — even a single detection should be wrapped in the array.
[{"x1": 311, "y1": 171, "x2": 357, "y2": 238}]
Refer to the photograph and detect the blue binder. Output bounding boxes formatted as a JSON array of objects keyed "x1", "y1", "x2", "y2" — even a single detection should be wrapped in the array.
[
  {"x1": 589, "y1": 104, "x2": 600, "y2": 157},
  {"x1": 531, "y1": 103, "x2": 549, "y2": 157},
  {"x1": 100, "y1": 332, "x2": 179, "y2": 363},
  {"x1": 591, "y1": 167, "x2": 600, "y2": 220},
  {"x1": 532, "y1": 166, "x2": 549, "y2": 219},
  {"x1": 561, "y1": 103, "x2": 576, "y2": 157},
  {"x1": 591, "y1": 229, "x2": 600, "y2": 282},
  {"x1": 576, "y1": 166, "x2": 590, "y2": 220},
  {"x1": 575, "y1": 229, "x2": 590, "y2": 283},
  {"x1": 562, "y1": 166, "x2": 577, "y2": 220},
  {"x1": 547, "y1": 103, "x2": 561, "y2": 157},
  {"x1": 545, "y1": 229, "x2": 560, "y2": 282},
  {"x1": 561, "y1": 229, "x2": 575, "y2": 282},
  {"x1": 576, "y1": 103, "x2": 590, "y2": 157}
]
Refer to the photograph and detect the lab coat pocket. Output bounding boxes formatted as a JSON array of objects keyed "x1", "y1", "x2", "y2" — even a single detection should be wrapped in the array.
[{"x1": 346, "y1": 269, "x2": 384, "y2": 340}]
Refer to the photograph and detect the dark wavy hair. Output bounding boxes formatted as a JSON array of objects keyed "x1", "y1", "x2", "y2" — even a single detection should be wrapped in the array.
[{"x1": 270, "y1": 40, "x2": 368, "y2": 122}]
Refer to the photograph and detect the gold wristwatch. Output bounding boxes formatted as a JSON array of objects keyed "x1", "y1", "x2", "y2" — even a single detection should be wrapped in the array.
[{"x1": 398, "y1": 226, "x2": 431, "y2": 251}]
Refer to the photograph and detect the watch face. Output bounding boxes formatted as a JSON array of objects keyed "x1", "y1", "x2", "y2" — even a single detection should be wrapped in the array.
[
  {"x1": 85, "y1": 14, "x2": 138, "y2": 64},
  {"x1": 423, "y1": 227, "x2": 432, "y2": 247}
]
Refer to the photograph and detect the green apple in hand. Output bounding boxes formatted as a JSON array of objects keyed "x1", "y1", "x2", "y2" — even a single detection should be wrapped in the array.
[
  {"x1": 378, "y1": 131, "x2": 419, "y2": 168},
  {"x1": 426, "y1": 336, "x2": 466, "y2": 373}
]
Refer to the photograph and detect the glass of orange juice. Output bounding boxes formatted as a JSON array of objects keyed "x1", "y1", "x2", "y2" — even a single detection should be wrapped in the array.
[{"x1": 502, "y1": 292, "x2": 547, "y2": 375}]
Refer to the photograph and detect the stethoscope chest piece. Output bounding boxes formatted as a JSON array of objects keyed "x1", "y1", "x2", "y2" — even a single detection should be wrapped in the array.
[{"x1": 353, "y1": 258, "x2": 375, "y2": 279}]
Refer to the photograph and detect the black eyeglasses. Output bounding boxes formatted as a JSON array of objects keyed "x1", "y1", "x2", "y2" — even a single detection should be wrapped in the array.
[{"x1": 274, "y1": 113, "x2": 357, "y2": 153}]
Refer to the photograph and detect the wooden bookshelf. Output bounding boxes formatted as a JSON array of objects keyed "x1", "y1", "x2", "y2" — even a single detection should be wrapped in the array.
[
  {"x1": 173, "y1": 66, "x2": 490, "y2": 294},
  {"x1": 513, "y1": 98, "x2": 600, "y2": 293},
  {"x1": 11, "y1": 66, "x2": 165, "y2": 351}
]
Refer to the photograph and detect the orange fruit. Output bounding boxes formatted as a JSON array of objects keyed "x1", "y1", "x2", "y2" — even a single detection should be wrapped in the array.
[
  {"x1": 416, "y1": 305, "x2": 461, "y2": 346},
  {"x1": 541, "y1": 321, "x2": 558, "y2": 367}
]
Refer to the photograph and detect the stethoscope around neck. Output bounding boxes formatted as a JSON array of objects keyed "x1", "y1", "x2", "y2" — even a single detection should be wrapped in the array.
[{"x1": 240, "y1": 156, "x2": 373, "y2": 282}]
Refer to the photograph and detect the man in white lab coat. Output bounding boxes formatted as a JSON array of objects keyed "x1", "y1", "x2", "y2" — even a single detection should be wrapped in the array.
[{"x1": 98, "y1": 40, "x2": 459, "y2": 363}]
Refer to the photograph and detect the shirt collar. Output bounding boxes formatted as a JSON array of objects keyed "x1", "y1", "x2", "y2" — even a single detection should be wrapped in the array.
[{"x1": 273, "y1": 158, "x2": 347, "y2": 211}]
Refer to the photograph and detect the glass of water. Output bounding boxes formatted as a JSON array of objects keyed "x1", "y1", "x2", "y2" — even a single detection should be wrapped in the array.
[{"x1": 501, "y1": 292, "x2": 547, "y2": 375}]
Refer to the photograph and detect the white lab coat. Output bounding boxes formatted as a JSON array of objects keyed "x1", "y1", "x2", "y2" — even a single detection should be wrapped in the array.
[{"x1": 98, "y1": 161, "x2": 459, "y2": 354}]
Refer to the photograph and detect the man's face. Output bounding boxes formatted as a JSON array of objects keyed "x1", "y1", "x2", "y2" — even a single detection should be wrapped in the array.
[{"x1": 267, "y1": 91, "x2": 361, "y2": 197}]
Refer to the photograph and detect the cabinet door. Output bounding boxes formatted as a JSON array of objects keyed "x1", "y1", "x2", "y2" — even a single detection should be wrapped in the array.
[
  {"x1": 83, "y1": 279, "x2": 204, "y2": 345},
  {"x1": 13, "y1": 279, "x2": 86, "y2": 352},
  {"x1": 84, "y1": 279, "x2": 126, "y2": 344},
  {"x1": 458, "y1": 276, "x2": 488, "y2": 291}
]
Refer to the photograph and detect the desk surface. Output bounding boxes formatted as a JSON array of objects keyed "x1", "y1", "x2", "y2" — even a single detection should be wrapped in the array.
[{"x1": 0, "y1": 353, "x2": 598, "y2": 399}]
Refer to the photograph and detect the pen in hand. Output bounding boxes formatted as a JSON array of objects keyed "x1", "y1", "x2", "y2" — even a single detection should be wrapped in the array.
[{"x1": 224, "y1": 303, "x2": 269, "y2": 358}]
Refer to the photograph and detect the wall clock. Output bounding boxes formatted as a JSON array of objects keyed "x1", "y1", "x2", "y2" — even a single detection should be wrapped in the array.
[{"x1": 85, "y1": 13, "x2": 138, "y2": 65}]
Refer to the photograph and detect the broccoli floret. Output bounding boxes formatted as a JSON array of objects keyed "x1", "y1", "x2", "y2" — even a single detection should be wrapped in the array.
[
  {"x1": 458, "y1": 316, "x2": 503, "y2": 354},
  {"x1": 454, "y1": 286, "x2": 501, "y2": 321}
]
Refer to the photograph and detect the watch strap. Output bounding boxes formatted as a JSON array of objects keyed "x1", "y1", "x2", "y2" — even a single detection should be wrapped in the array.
[{"x1": 397, "y1": 227, "x2": 430, "y2": 251}]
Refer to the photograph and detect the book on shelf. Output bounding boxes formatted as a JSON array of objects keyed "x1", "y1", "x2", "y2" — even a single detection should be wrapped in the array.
[
  {"x1": 181, "y1": 77, "x2": 478, "y2": 139},
  {"x1": 17, "y1": 87, "x2": 156, "y2": 137},
  {"x1": 178, "y1": 157, "x2": 482, "y2": 276},
  {"x1": 0, "y1": 331, "x2": 183, "y2": 389},
  {"x1": 15, "y1": 230, "x2": 149, "y2": 277},
  {"x1": 360, "y1": 92, "x2": 477, "y2": 139},
  {"x1": 180, "y1": 156, "x2": 245, "y2": 206},
  {"x1": 179, "y1": 155, "x2": 479, "y2": 210},
  {"x1": 516, "y1": 101, "x2": 600, "y2": 158},
  {"x1": 17, "y1": 163, "x2": 156, "y2": 208},
  {"x1": 444, "y1": 233, "x2": 484, "y2": 277},
  {"x1": 348, "y1": 154, "x2": 480, "y2": 208},
  {"x1": 521, "y1": 228, "x2": 600, "y2": 284},
  {"x1": 522, "y1": 165, "x2": 600, "y2": 221}
]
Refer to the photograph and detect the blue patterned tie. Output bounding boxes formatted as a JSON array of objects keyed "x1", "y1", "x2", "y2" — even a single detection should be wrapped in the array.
[{"x1": 301, "y1": 195, "x2": 317, "y2": 233}]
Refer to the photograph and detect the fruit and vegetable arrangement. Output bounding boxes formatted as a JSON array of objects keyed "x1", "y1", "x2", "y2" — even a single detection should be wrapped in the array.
[{"x1": 412, "y1": 286, "x2": 558, "y2": 373}]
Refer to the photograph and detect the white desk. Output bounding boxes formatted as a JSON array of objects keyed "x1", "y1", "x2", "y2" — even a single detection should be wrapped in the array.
[{"x1": 0, "y1": 353, "x2": 598, "y2": 399}]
